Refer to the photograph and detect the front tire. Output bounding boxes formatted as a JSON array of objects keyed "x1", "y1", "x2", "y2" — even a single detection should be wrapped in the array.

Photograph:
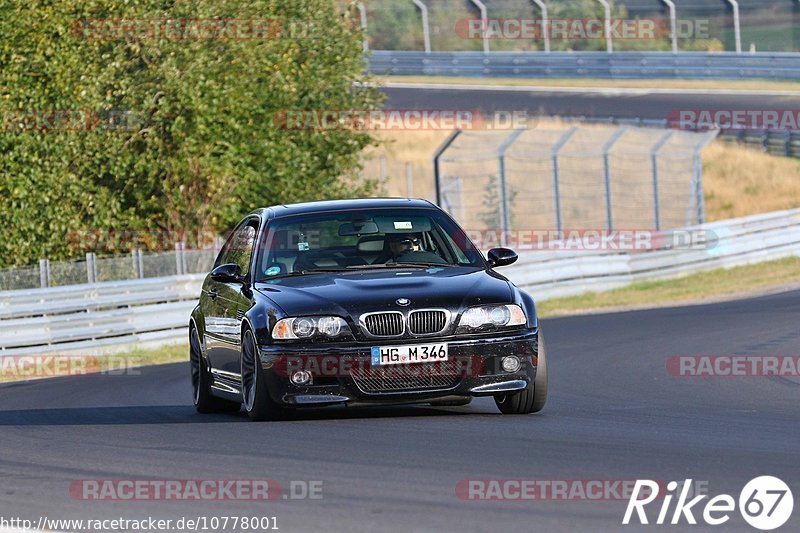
[
  {"x1": 495, "y1": 332, "x2": 548, "y2": 415},
  {"x1": 241, "y1": 329, "x2": 287, "y2": 421},
  {"x1": 190, "y1": 328, "x2": 241, "y2": 414}
]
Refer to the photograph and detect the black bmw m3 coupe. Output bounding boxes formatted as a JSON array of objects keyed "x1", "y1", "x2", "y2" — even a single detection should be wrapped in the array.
[{"x1": 190, "y1": 198, "x2": 547, "y2": 420}]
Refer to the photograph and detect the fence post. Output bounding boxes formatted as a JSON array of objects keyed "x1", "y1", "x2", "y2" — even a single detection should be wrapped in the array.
[
  {"x1": 530, "y1": 0, "x2": 550, "y2": 53},
  {"x1": 85, "y1": 252, "x2": 97, "y2": 284},
  {"x1": 660, "y1": 0, "x2": 678, "y2": 53},
  {"x1": 433, "y1": 130, "x2": 463, "y2": 206},
  {"x1": 497, "y1": 129, "x2": 525, "y2": 247},
  {"x1": 650, "y1": 131, "x2": 674, "y2": 231},
  {"x1": 595, "y1": 0, "x2": 614, "y2": 53},
  {"x1": 602, "y1": 127, "x2": 628, "y2": 231},
  {"x1": 725, "y1": 0, "x2": 742, "y2": 53},
  {"x1": 405, "y1": 162, "x2": 414, "y2": 197},
  {"x1": 551, "y1": 128, "x2": 577, "y2": 233},
  {"x1": 355, "y1": 1, "x2": 369, "y2": 53},
  {"x1": 468, "y1": 0, "x2": 490, "y2": 53},
  {"x1": 693, "y1": 130, "x2": 720, "y2": 225},
  {"x1": 39, "y1": 259, "x2": 50, "y2": 288},
  {"x1": 175, "y1": 242, "x2": 186, "y2": 275},
  {"x1": 412, "y1": 0, "x2": 432, "y2": 53}
]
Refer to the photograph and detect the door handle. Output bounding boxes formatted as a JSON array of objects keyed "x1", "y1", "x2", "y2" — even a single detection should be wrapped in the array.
[{"x1": 208, "y1": 288, "x2": 218, "y2": 299}]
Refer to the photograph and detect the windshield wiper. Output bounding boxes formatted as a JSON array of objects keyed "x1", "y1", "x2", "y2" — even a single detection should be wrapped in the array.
[
  {"x1": 345, "y1": 262, "x2": 454, "y2": 270},
  {"x1": 394, "y1": 261, "x2": 456, "y2": 267},
  {"x1": 264, "y1": 268, "x2": 349, "y2": 279}
]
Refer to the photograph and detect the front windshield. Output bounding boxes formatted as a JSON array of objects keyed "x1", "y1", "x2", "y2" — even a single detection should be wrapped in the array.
[{"x1": 255, "y1": 208, "x2": 485, "y2": 280}]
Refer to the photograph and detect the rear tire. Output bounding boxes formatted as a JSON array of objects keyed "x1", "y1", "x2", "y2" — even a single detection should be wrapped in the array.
[
  {"x1": 190, "y1": 328, "x2": 241, "y2": 414},
  {"x1": 495, "y1": 332, "x2": 548, "y2": 415},
  {"x1": 241, "y1": 329, "x2": 287, "y2": 421}
]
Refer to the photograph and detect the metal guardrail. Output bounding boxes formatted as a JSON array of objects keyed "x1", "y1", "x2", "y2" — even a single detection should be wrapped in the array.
[
  {"x1": 1, "y1": 209, "x2": 798, "y2": 354},
  {"x1": 503, "y1": 208, "x2": 800, "y2": 300},
  {"x1": 0, "y1": 275, "x2": 204, "y2": 354},
  {"x1": 368, "y1": 51, "x2": 800, "y2": 80}
]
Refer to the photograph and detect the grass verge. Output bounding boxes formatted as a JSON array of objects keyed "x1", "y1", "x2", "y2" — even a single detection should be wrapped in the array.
[
  {"x1": 538, "y1": 256, "x2": 800, "y2": 317},
  {"x1": 377, "y1": 75, "x2": 800, "y2": 92}
]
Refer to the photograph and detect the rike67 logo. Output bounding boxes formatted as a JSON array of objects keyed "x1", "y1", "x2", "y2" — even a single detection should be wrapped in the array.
[{"x1": 624, "y1": 476, "x2": 794, "y2": 530}]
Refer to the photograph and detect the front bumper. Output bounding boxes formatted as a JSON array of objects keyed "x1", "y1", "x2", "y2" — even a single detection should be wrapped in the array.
[{"x1": 258, "y1": 329, "x2": 539, "y2": 407}]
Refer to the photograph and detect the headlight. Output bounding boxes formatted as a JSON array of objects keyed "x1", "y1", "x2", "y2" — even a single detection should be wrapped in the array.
[
  {"x1": 272, "y1": 316, "x2": 350, "y2": 340},
  {"x1": 456, "y1": 304, "x2": 526, "y2": 332}
]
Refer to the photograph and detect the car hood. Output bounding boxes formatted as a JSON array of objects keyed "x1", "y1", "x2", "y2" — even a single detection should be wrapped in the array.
[{"x1": 254, "y1": 267, "x2": 513, "y2": 318}]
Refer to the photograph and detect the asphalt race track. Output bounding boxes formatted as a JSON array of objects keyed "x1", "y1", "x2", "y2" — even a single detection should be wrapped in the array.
[
  {"x1": 2, "y1": 289, "x2": 799, "y2": 532},
  {"x1": 381, "y1": 84, "x2": 800, "y2": 121}
]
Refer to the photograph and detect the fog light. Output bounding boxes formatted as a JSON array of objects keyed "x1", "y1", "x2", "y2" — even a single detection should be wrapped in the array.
[
  {"x1": 290, "y1": 370, "x2": 312, "y2": 385},
  {"x1": 501, "y1": 356, "x2": 521, "y2": 373}
]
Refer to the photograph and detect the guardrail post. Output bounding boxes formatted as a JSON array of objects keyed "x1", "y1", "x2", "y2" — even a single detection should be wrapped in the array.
[
  {"x1": 175, "y1": 242, "x2": 186, "y2": 275},
  {"x1": 85, "y1": 252, "x2": 97, "y2": 284},
  {"x1": 530, "y1": 0, "x2": 550, "y2": 53},
  {"x1": 551, "y1": 128, "x2": 577, "y2": 233},
  {"x1": 650, "y1": 131, "x2": 674, "y2": 230},
  {"x1": 433, "y1": 130, "x2": 463, "y2": 206},
  {"x1": 405, "y1": 162, "x2": 414, "y2": 197},
  {"x1": 39, "y1": 259, "x2": 50, "y2": 288},
  {"x1": 497, "y1": 128, "x2": 526, "y2": 247},
  {"x1": 602, "y1": 127, "x2": 628, "y2": 231},
  {"x1": 132, "y1": 249, "x2": 144, "y2": 279},
  {"x1": 412, "y1": 0, "x2": 432, "y2": 53}
]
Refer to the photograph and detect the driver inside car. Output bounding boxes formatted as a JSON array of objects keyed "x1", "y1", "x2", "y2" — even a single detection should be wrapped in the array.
[
  {"x1": 382, "y1": 233, "x2": 447, "y2": 264},
  {"x1": 388, "y1": 233, "x2": 422, "y2": 258}
]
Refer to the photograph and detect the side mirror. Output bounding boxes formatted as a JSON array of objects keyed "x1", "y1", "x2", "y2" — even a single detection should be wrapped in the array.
[
  {"x1": 487, "y1": 248, "x2": 518, "y2": 268},
  {"x1": 210, "y1": 263, "x2": 244, "y2": 283}
]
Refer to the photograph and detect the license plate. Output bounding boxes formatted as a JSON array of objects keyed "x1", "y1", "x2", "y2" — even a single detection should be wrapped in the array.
[{"x1": 371, "y1": 343, "x2": 449, "y2": 366}]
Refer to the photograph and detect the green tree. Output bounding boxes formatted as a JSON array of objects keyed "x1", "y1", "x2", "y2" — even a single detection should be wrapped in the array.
[{"x1": 0, "y1": 0, "x2": 382, "y2": 267}]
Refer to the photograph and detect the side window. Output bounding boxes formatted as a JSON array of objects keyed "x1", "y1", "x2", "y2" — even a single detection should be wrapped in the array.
[{"x1": 216, "y1": 222, "x2": 257, "y2": 277}]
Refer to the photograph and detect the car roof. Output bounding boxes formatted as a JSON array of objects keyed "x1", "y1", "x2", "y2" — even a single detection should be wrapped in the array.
[{"x1": 252, "y1": 198, "x2": 438, "y2": 220}]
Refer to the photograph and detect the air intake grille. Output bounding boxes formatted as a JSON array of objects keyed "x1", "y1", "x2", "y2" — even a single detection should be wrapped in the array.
[
  {"x1": 351, "y1": 364, "x2": 461, "y2": 393},
  {"x1": 363, "y1": 312, "x2": 404, "y2": 337},
  {"x1": 408, "y1": 310, "x2": 447, "y2": 335}
]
